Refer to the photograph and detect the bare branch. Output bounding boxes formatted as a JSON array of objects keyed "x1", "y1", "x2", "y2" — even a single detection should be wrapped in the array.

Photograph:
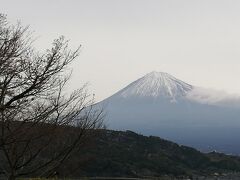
[{"x1": 0, "y1": 14, "x2": 104, "y2": 180}]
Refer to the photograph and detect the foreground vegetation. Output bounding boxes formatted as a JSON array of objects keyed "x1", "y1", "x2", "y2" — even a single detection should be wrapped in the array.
[
  {"x1": 12, "y1": 129, "x2": 235, "y2": 179},
  {"x1": 3, "y1": 129, "x2": 240, "y2": 179},
  {"x1": 76, "y1": 130, "x2": 240, "y2": 178}
]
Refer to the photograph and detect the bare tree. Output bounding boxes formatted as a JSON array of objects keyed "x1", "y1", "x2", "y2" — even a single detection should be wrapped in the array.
[{"x1": 0, "y1": 14, "x2": 104, "y2": 180}]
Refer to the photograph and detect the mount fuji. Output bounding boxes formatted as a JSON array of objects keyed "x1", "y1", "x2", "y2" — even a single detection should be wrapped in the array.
[
  {"x1": 114, "y1": 71, "x2": 193, "y2": 100},
  {"x1": 98, "y1": 72, "x2": 240, "y2": 154}
]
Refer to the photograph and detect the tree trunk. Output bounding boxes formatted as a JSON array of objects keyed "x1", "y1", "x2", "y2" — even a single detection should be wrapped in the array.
[{"x1": 7, "y1": 174, "x2": 16, "y2": 180}]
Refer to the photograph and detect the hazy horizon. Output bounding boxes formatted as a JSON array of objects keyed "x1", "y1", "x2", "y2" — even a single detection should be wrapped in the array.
[{"x1": 1, "y1": 0, "x2": 240, "y2": 101}]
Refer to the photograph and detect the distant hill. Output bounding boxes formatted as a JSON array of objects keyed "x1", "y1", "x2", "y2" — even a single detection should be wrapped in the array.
[
  {"x1": 70, "y1": 130, "x2": 240, "y2": 178},
  {"x1": 97, "y1": 71, "x2": 240, "y2": 153}
]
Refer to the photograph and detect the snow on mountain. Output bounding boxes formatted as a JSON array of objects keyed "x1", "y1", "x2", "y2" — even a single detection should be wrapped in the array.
[
  {"x1": 105, "y1": 71, "x2": 240, "y2": 107},
  {"x1": 109, "y1": 71, "x2": 193, "y2": 101}
]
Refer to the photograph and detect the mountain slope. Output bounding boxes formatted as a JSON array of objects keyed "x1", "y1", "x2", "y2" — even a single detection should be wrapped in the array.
[
  {"x1": 98, "y1": 72, "x2": 240, "y2": 154},
  {"x1": 79, "y1": 130, "x2": 240, "y2": 178}
]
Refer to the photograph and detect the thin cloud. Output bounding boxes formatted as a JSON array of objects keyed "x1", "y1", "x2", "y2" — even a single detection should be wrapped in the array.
[{"x1": 186, "y1": 87, "x2": 240, "y2": 108}]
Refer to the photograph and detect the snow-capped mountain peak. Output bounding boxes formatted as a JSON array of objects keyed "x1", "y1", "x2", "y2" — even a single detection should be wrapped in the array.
[
  {"x1": 113, "y1": 71, "x2": 193, "y2": 99},
  {"x1": 97, "y1": 71, "x2": 240, "y2": 154}
]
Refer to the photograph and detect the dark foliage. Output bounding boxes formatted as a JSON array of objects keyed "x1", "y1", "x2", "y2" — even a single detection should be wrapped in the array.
[{"x1": 76, "y1": 130, "x2": 240, "y2": 178}]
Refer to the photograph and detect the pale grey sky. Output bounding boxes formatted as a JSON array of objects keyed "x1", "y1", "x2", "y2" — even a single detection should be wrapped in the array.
[{"x1": 1, "y1": 0, "x2": 240, "y2": 101}]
